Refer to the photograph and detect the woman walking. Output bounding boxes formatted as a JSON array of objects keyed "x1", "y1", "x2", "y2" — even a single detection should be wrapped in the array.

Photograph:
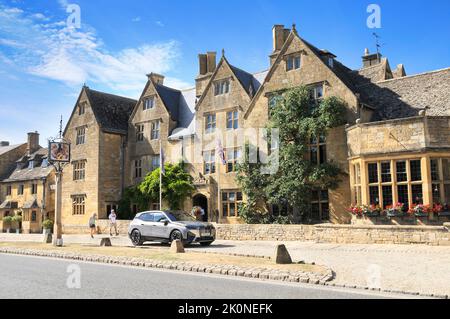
[{"x1": 89, "y1": 213, "x2": 97, "y2": 238}]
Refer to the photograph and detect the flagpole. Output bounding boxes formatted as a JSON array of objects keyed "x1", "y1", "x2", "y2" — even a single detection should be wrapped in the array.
[
  {"x1": 159, "y1": 140, "x2": 162, "y2": 210},
  {"x1": 217, "y1": 155, "x2": 220, "y2": 223}
]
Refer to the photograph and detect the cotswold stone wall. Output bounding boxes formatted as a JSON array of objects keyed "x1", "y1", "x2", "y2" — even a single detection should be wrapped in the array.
[
  {"x1": 215, "y1": 224, "x2": 450, "y2": 246},
  {"x1": 63, "y1": 220, "x2": 450, "y2": 246}
]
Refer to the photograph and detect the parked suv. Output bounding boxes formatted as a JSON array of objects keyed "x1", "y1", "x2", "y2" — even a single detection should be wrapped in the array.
[{"x1": 128, "y1": 210, "x2": 216, "y2": 246}]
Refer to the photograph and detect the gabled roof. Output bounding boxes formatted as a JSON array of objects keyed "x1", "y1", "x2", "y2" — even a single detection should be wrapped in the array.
[
  {"x1": 244, "y1": 30, "x2": 361, "y2": 119},
  {"x1": 0, "y1": 143, "x2": 25, "y2": 156},
  {"x1": 229, "y1": 64, "x2": 255, "y2": 96},
  {"x1": 2, "y1": 147, "x2": 54, "y2": 183},
  {"x1": 154, "y1": 84, "x2": 182, "y2": 121},
  {"x1": 355, "y1": 67, "x2": 450, "y2": 120},
  {"x1": 85, "y1": 88, "x2": 137, "y2": 134}
]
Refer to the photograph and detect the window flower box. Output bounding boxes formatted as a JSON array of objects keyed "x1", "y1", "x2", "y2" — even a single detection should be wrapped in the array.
[
  {"x1": 409, "y1": 204, "x2": 433, "y2": 218},
  {"x1": 386, "y1": 203, "x2": 406, "y2": 218}
]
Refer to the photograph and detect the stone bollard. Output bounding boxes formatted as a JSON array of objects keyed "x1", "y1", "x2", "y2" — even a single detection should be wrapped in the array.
[
  {"x1": 100, "y1": 237, "x2": 112, "y2": 247},
  {"x1": 43, "y1": 233, "x2": 52, "y2": 244},
  {"x1": 274, "y1": 244, "x2": 292, "y2": 264},
  {"x1": 170, "y1": 240, "x2": 185, "y2": 253}
]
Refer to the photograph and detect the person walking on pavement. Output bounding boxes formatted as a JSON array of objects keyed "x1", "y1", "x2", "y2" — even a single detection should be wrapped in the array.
[
  {"x1": 109, "y1": 209, "x2": 119, "y2": 236},
  {"x1": 89, "y1": 213, "x2": 97, "y2": 239}
]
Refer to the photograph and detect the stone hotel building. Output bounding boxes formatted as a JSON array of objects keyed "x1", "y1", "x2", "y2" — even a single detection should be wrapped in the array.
[{"x1": 60, "y1": 24, "x2": 450, "y2": 229}]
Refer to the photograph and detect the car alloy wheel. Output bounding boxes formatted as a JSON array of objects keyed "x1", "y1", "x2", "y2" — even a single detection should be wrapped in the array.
[
  {"x1": 170, "y1": 230, "x2": 182, "y2": 242},
  {"x1": 131, "y1": 229, "x2": 142, "y2": 246}
]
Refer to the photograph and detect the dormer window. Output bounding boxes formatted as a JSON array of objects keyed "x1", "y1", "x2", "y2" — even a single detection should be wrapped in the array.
[
  {"x1": 143, "y1": 97, "x2": 155, "y2": 110},
  {"x1": 214, "y1": 80, "x2": 230, "y2": 96},
  {"x1": 28, "y1": 160, "x2": 34, "y2": 169},
  {"x1": 286, "y1": 54, "x2": 301, "y2": 71},
  {"x1": 328, "y1": 57, "x2": 334, "y2": 68},
  {"x1": 79, "y1": 103, "x2": 86, "y2": 115}
]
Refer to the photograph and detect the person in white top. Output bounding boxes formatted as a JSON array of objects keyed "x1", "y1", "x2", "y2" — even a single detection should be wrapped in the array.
[{"x1": 109, "y1": 209, "x2": 119, "y2": 236}]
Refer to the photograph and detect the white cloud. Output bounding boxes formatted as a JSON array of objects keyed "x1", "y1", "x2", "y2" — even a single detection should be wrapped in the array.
[
  {"x1": 155, "y1": 21, "x2": 164, "y2": 27},
  {"x1": 30, "y1": 13, "x2": 49, "y2": 21},
  {"x1": 0, "y1": 4, "x2": 191, "y2": 97},
  {"x1": 132, "y1": 17, "x2": 141, "y2": 22}
]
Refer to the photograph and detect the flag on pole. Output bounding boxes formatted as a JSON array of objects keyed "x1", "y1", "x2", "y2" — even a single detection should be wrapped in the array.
[
  {"x1": 160, "y1": 146, "x2": 166, "y2": 175},
  {"x1": 216, "y1": 139, "x2": 226, "y2": 165}
]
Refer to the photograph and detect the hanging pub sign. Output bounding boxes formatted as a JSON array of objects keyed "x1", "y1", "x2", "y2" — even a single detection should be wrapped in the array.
[{"x1": 48, "y1": 141, "x2": 71, "y2": 163}]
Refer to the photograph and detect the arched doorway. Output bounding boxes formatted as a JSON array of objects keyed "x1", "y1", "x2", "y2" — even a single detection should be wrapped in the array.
[{"x1": 193, "y1": 194, "x2": 208, "y2": 222}]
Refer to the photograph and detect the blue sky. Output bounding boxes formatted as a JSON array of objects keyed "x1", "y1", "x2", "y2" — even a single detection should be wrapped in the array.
[{"x1": 0, "y1": 0, "x2": 449, "y2": 144}]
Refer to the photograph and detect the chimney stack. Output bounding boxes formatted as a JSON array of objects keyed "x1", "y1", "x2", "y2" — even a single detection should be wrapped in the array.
[
  {"x1": 196, "y1": 51, "x2": 217, "y2": 97},
  {"x1": 362, "y1": 48, "x2": 382, "y2": 68},
  {"x1": 0, "y1": 141, "x2": 9, "y2": 147},
  {"x1": 206, "y1": 52, "x2": 217, "y2": 74},
  {"x1": 147, "y1": 73, "x2": 165, "y2": 85},
  {"x1": 27, "y1": 131, "x2": 39, "y2": 155},
  {"x1": 272, "y1": 25, "x2": 290, "y2": 52},
  {"x1": 198, "y1": 54, "x2": 208, "y2": 75}
]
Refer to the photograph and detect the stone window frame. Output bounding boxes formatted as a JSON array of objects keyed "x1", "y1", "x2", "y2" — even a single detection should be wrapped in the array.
[
  {"x1": 143, "y1": 96, "x2": 155, "y2": 111},
  {"x1": 73, "y1": 160, "x2": 86, "y2": 181},
  {"x1": 365, "y1": 159, "x2": 424, "y2": 210},
  {"x1": 221, "y1": 190, "x2": 243, "y2": 218},
  {"x1": 72, "y1": 195, "x2": 86, "y2": 215},
  {"x1": 78, "y1": 102, "x2": 86, "y2": 115},
  {"x1": 285, "y1": 52, "x2": 302, "y2": 71},
  {"x1": 136, "y1": 124, "x2": 145, "y2": 142},
  {"x1": 205, "y1": 113, "x2": 216, "y2": 134},
  {"x1": 76, "y1": 126, "x2": 86, "y2": 145},
  {"x1": 226, "y1": 109, "x2": 239, "y2": 130},
  {"x1": 352, "y1": 163, "x2": 362, "y2": 205},
  {"x1": 151, "y1": 155, "x2": 160, "y2": 171},
  {"x1": 431, "y1": 158, "x2": 450, "y2": 209},
  {"x1": 150, "y1": 120, "x2": 160, "y2": 140},
  {"x1": 18, "y1": 184, "x2": 24, "y2": 196},
  {"x1": 308, "y1": 134, "x2": 327, "y2": 165},
  {"x1": 214, "y1": 79, "x2": 231, "y2": 96},
  {"x1": 31, "y1": 210, "x2": 37, "y2": 222},
  {"x1": 311, "y1": 189, "x2": 330, "y2": 221},
  {"x1": 203, "y1": 150, "x2": 216, "y2": 175},
  {"x1": 31, "y1": 183, "x2": 38, "y2": 195},
  {"x1": 5, "y1": 185, "x2": 12, "y2": 196},
  {"x1": 226, "y1": 147, "x2": 242, "y2": 173},
  {"x1": 134, "y1": 159, "x2": 142, "y2": 178}
]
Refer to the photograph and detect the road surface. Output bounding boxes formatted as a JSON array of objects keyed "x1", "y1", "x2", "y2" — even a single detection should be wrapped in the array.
[{"x1": 0, "y1": 254, "x2": 411, "y2": 299}]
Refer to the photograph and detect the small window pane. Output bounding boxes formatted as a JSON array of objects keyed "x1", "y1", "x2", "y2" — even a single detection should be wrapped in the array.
[
  {"x1": 397, "y1": 185, "x2": 409, "y2": 207},
  {"x1": 369, "y1": 186, "x2": 379, "y2": 205},
  {"x1": 410, "y1": 160, "x2": 422, "y2": 181},
  {"x1": 396, "y1": 161, "x2": 407, "y2": 182},
  {"x1": 411, "y1": 185, "x2": 423, "y2": 205},
  {"x1": 432, "y1": 184, "x2": 441, "y2": 204},
  {"x1": 381, "y1": 162, "x2": 391, "y2": 183},
  {"x1": 382, "y1": 186, "x2": 393, "y2": 209},
  {"x1": 368, "y1": 163, "x2": 378, "y2": 184},
  {"x1": 431, "y1": 159, "x2": 440, "y2": 181}
]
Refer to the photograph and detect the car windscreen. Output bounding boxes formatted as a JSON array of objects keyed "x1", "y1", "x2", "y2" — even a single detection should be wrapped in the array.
[{"x1": 165, "y1": 211, "x2": 196, "y2": 222}]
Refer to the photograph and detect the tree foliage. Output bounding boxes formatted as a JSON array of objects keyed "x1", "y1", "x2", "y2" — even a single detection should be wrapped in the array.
[
  {"x1": 236, "y1": 86, "x2": 347, "y2": 223},
  {"x1": 139, "y1": 162, "x2": 195, "y2": 210}
]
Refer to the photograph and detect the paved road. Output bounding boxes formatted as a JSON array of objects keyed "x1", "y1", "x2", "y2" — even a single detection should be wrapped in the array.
[
  {"x1": 2, "y1": 234, "x2": 450, "y2": 296},
  {"x1": 0, "y1": 254, "x2": 406, "y2": 299}
]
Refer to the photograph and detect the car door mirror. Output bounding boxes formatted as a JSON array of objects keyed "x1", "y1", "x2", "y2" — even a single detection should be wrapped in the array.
[{"x1": 160, "y1": 218, "x2": 169, "y2": 226}]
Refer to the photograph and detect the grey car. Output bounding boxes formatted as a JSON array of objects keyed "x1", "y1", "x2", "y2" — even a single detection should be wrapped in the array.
[{"x1": 128, "y1": 210, "x2": 216, "y2": 246}]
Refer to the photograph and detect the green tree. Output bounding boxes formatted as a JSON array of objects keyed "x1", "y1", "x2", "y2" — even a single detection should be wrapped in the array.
[
  {"x1": 237, "y1": 86, "x2": 347, "y2": 223},
  {"x1": 117, "y1": 186, "x2": 152, "y2": 220},
  {"x1": 139, "y1": 162, "x2": 195, "y2": 210}
]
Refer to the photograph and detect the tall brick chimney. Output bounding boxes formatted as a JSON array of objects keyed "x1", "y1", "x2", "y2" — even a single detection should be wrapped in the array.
[
  {"x1": 206, "y1": 52, "x2": 217, "y2": 73},
  {"x1": 196, "y1": 51, "x2": 217, "y2": 97},
  {"x1": 27, "y1": 131, "x2": 39, "y2": 155},
  {"x1": 270, "y1": 25, "x2": 291, "y2": 65}
]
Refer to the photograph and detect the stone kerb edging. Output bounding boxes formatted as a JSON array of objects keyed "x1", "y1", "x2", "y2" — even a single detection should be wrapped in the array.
[{"x1": 0, "y1": 247, "x2": 333, "y2": 286}]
